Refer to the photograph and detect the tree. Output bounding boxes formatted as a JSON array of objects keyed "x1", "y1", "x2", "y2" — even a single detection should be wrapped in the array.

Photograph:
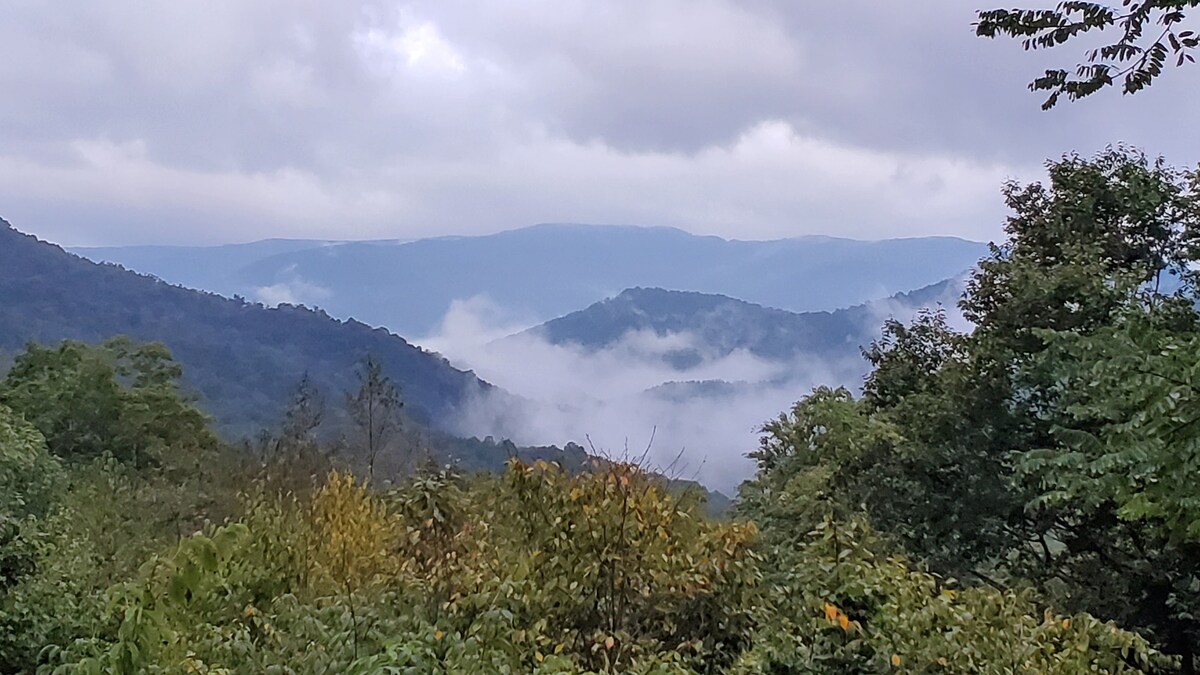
[
  {"x1": 861, "y1": 308, "x2": 967, "y2": 409},
  {"x1": 963, "y1": 147, "x2": 1200, "y2": 341},
  {"x1": 727, "y1": 510, "x2": 1159, "y2": 674},
  {"x1": 0, "y1": 404, "x2": 61, "y2": 520},
  {"x1": 741, "y1": 147, "x2": 1200, "y2": 670},
  {"x1": 345, "y1": 355, "x2": 403, "y2": 482},
  {"x1": 282, "y1": 371, "x2": 326, "y2": 449},
  {"x1": 1029, "y1": 311, "x2": 1200, "y2": 543},
  {"x1": 942, "y1": 149, "x2": 1200, "y2": 669},
  {"x1": 0, "y1": 403, "x2": 60, "y2": 617},
  {"x1": 1016, "y1": 295, "x2": 1200, "y2": 672},
  {"x1": 252, "y1": 372, "x2": 331, "y2": 492},
  {"x1": 0, "y1": 338, "x2": 213, "y2": 466},
  {"x1": 0, "y1": 349, "x2": 13, "y2": 379},
  {"x1": 977, "y1": 2, "x2": 1200, "y2": 108}
]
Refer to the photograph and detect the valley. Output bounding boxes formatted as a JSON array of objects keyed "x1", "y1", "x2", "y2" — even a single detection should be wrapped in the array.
[{"x1": 68, "y1": 224, "x2": 977, "y2": 489}]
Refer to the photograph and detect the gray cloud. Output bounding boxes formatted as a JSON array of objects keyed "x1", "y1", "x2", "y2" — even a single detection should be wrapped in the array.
[{"x1": 2, "y1": 1, "x2": 1196, "y2": 247}]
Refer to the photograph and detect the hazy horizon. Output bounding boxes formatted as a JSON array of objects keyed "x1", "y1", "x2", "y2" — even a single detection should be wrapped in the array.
[{"x1": 55, "y1": 221, "x2": 988, "y2": 250}]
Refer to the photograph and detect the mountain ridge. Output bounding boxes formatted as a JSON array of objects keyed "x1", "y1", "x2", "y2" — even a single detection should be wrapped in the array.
[
  {"x1": 72, "y1": 223, "x2": 987, "y2": 336},
  {"x1": 0, "y1": 219, "x2": 510, "y2": 440},
  {"x1": 511, "y1": 280, "x2": 962, "y2": 368}
]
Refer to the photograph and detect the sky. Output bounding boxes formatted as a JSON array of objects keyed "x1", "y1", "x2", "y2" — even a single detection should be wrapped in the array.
[{"x1": 3, "y1": 0, "x2": 1198, "y2": 247}]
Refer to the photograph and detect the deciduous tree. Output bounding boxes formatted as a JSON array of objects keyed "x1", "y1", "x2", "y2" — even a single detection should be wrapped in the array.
[
  {"x1": 345, "y1": 355, "x2": 403, "y2": 482},
  {"x1": 977, "y1": 2, "x2": 1199, "y2": 108}
]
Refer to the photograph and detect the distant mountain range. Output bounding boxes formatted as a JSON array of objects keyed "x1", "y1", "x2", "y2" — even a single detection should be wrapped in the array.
[
  {"x1": 69, "y1": 238, "x2": 414, "y2": 299},
  {"x1": 73, "y1": 223, "x2": 987, "y2": 336},
  {"x1": 69, "y1": 239, "x2": 346, "y2": 298},
  {"x1": 0, "y1": 220, "x2": 506, "y2": 443},
  {"x1": 513, "y1": 281, "x2": 963, "y2": 370}
]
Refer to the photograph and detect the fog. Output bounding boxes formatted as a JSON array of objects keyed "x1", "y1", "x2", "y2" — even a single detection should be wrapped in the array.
[{"x1": 416, "y1": 296, "x2": 874, "y2": 493}]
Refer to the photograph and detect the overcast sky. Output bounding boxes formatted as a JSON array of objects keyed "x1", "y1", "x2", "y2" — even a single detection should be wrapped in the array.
[{"x1": 3, "y1": 0, "x2": 1197, "y2": 246}]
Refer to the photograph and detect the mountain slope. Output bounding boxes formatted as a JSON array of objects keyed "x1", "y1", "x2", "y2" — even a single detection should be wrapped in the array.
[
  {"x1": 514, "y1": 280, "x2": 962, "y2": 368},
  {"x1": 69, "y1": 238, "x2": 412, "y2": 300},
  {"x1": 77, "y1": 223, "x2": 987, "y2": 336},
  {"x1": 0, "y1": 219, "x2": 505, "y2": 439},
  {"x1": 69, "y1": 239, "x2": 339, "y2": 298}
]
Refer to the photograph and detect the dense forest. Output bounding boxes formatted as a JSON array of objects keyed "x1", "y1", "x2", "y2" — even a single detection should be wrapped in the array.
[
  {"x1": 2, "y1": 147, "x2": 1200, "y2": 673},
  {"x1": 0, "y1": 221, "x2": 508, "y2": 440},
  {"x1": 514, "y1": 281, "x2": 959, "y2": 367}
]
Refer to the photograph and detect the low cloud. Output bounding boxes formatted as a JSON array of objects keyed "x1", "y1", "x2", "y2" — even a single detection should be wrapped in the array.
[
  {"x1": 863, "y1": 274, "x2": 972, "y2": 334},
  {"x1": 417, "y1": 296, "x2": 869, "y2": 493},
  {"x1": 252, "y1": 274, "x2": 333, "y2": 307}
]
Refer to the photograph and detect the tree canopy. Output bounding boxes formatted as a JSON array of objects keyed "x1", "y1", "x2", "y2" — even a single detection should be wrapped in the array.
[
  {"x1": 738, "y1": 146, "x2": 1200, "y2": 671},
  {"x1": 0, "y1": 323, "x2": 1169, "y2": 673},
  {"x1": 0, "y1": 338, "x2": 213, "y2": 466}
]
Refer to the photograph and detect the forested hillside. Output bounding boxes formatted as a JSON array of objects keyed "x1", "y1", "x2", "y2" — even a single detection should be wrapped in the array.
[
  {"x1": 516, "y1": 281, "x2": 960, "y2": 368},
  {"x1": 69, "y1": 239, "x2": 345, "y2": 299},
  {"x1": 76, "y1": 224, "x2": 985, "y2": 336},
  {"x1": 0, "y1": 221, "x2": 506, "y2": 438},
  {"x1": 5, "y1": 148, "x2": 1200, "y2": 673}
]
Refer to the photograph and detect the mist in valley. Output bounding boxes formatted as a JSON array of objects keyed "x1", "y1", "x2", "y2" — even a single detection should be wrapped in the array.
[{"x1": 415, "y1": 294, "x2": 940, "y2": 492}]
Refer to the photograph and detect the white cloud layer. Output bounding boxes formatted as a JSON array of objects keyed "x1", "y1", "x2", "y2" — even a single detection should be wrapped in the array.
[
  {"x1": 253, "y1": 277, "x2": 334, "y2": 307},
  {"x1": 3, "y1": 1, "x2": 1197, "y2": 246},
  {"x1": 417, "y1": 296, "x2": 870, "y2": 492}
]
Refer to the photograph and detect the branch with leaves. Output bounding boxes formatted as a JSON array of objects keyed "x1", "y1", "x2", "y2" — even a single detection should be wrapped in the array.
[{"x1": 976, "y1": 1, "x2": 1199, "y2": 108}]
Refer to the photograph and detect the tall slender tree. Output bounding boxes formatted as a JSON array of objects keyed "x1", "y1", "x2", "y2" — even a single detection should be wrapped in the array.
[
  {"x1": 345, "y1": 355, "x2": 402, "y2": 482},
  {"x1": 282, "y1": 371, "x2": 325, "y2": 449}
]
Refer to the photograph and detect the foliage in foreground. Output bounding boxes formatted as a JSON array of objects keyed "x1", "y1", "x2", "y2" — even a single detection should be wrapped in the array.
[
  {"x1": 18, "y1": 461, "x2": 755, "y2": 674},
  {"x1": 736, "y1": 147, "x2": 1200, "y2": 671},
  {"x1": 1, "y1": 389, "x2": 1161, "y2": 673}
]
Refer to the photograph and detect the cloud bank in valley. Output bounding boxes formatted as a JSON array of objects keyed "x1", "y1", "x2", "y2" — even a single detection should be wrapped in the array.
[
  {"x1": 252, "y1": 269, "x2": 334, "y2": 307},
  {"x1": 417, "y1": 296, "x2": 880, "y2": 493}
]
